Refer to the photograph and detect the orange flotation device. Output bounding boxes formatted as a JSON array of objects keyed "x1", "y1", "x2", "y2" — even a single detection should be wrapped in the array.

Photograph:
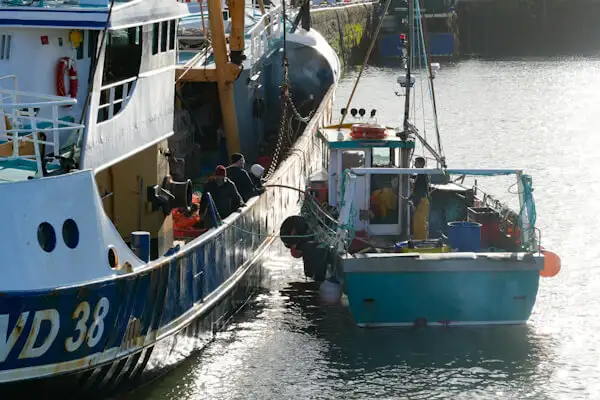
[
  {"x1": 56, "y1": 57, "x2": 78, "y2": 100},
  {"x1": 350, "y1": 123, "x2": 387, "y2": 139},
  {"x1": 173, "y1": 193, "x2": 205, "y2": 238}
]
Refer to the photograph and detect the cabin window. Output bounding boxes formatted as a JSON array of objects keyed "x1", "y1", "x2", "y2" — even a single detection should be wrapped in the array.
[
  {"x1": 152, "y1": 22, "x2": 160, "y2": 55},
  {"x1": 102, "y1": 27, "x2": 142, "y2": 86},
  {"x1": 341, "y1": 150, "x2": 365, "y2": 171},
  {"x1": 128, "y1": 27, "x2": 142, "y2": 46},
  {"x1": 0, "y1": 33, "x2": 12, "y2": 60},
  {"x1": 169, "y1": 20, "x2": 176, "y2": 50},
  {"x1": 98, "y1": 27, "x2": 143, "y2": 122},
  {"x1": 160, "y1": 21, "x2": 168, "y2": 53},
  {"x1": 370, "y1": 173, "x2": 400, "y2": 225},
  {"x1": 371, "y1": 148, "x2": 393, "y2": 167}
]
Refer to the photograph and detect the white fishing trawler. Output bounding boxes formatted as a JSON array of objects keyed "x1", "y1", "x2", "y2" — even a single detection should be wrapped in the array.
[{"x1": 0, "y1": 0, "x2": 339, "y2": 396}]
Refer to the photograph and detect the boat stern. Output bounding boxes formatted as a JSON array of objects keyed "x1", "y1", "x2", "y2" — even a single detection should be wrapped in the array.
[{"x1": 341, "y1": 251, "x2": 543, "y2": 328}]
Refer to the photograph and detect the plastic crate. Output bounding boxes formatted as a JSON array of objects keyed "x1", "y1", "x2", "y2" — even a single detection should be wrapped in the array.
[{"x1": 467, "y1": 207, "x2": 500, "y2": 248}]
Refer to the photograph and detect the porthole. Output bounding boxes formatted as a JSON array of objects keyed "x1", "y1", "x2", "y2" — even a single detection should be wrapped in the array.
[
  {"x1": 37, "y1": 222, "x2": 56, "y2": 252},
  {"x1": 108, "y1": 246, "x2": 119, "y2": 269},
  {"x1": 62, "y1": 218, "x2": 79, "y2": 249}
]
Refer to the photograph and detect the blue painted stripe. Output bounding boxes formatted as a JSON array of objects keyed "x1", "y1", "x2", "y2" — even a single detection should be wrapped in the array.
[
  {"x1": 0, "y1": 18, "x2": 105, "y2": 28},
  {"x1": 0, "y1": 7, "x2": 106, "y2": 13}
]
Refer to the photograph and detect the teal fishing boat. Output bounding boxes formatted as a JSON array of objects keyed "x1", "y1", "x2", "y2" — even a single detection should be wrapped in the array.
[{"x1": 279, "y1": 0, "x2": 561, "y2": 327}]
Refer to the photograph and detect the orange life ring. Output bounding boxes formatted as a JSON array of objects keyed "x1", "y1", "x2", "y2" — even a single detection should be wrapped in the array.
[
  {"x1": 56, "y1": 57, "x2": 78, "y2": 99},
  {"x1": 349, "y1": 123, "x2": 387, "y2": 139}
]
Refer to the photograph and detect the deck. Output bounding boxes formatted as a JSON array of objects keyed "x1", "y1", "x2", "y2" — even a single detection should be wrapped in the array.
[{"x1": 176, "y1": 3, "x2": 283, "y2": 82}]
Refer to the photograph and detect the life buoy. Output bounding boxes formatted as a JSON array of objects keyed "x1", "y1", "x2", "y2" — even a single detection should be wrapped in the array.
[
  {"x1": 349, "y1": 123, "x2": 387, "y2": 139},
  {"x1": 56, "y1": 57, "x2": 78, "y2": 100}
]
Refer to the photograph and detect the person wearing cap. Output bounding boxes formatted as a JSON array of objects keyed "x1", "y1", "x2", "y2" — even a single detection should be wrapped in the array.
[
  {"x1": 226, "y1": 153, "x2": 264, "y2": 202},
  {"x1": 249, "y1": 163, "x2": 264, "y2": 190},
  {"x1": 199, "y1": 165, "x2": 244, "y2": 226}
]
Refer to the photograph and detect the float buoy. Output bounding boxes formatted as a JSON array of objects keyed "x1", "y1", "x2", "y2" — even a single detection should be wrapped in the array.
[
  {"x1": 349, "y1": 123, "x2": 387, "y2": 139},
  {"x1": 319, "y1": 276, "x2": 342, "y2": 304},
  {"x1": 540, "y1": 248, "x2": 561, "y2": 278}
]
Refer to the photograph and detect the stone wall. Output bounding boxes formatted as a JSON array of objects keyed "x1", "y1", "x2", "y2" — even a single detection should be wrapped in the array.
[{"x1": 310, "y1": 2, "x2": 377, "y2": 66}]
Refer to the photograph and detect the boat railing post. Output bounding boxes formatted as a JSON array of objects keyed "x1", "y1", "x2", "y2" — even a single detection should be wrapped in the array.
[
  {"x1": 336, "y1": 171, "x2": 357, "y2": 253},
  {"x1": 516, "y1": 171, "x2": 535, "y2": 251}
]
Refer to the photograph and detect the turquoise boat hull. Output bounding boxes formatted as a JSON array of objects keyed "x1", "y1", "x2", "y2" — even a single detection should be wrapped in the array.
[{"x1": 341, "y1": 252, "x2": 542, "y2": 327}]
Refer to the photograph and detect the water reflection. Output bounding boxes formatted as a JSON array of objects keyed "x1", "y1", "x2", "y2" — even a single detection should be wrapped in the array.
[{"x1": 280, "y1": 280, "x2": 556, "y2": 399}]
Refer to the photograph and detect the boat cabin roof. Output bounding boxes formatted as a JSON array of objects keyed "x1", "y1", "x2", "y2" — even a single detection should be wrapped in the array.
[
  {"x1": 319, "y1": 125, "x2": 416, "y2": 150},
  {"x1": 0, "y1": 0, "x2": 191, "y2": 30}
]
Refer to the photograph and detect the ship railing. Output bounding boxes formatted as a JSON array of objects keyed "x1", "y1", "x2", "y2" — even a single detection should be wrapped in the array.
[
  {"x1": 97, "y1": 76, "x2": 137, "y2": 123},
  {"x1": 310, "y1": 0, "x2": 377, "y2": 9},
  {"x1": 248, "y1": 4, "x2": 282, "y2": 69},
  {"x1": 0, "y1": 75, "x2": 84, "y2": 176},
  {"x1": 0, "y1": 0, "x2": 120, "y2": 8}
]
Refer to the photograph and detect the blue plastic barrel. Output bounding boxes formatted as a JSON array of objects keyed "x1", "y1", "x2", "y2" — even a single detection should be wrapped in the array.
[
  {"x1": 447, "y1": 221, "x2": 482, "y2": 252},
  {"x1": 131, "y1": 231, "x2": 151, "y2": 262}
]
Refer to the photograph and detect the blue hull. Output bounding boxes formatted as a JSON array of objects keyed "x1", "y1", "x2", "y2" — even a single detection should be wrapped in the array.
[
  {"x1": 341, "y1": 253, "x2": 542, "y2": 327},
  {"x1": 0, "y1": 223, "x2": 269, "y2": 398}
]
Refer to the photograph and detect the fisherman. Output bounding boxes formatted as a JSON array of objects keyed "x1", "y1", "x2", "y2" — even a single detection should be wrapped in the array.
[
  {"x1": 226, "y1": 153, "x2": 265, "y2": 202},
  {"x1": 410, "y1": 156, "x2": 430, "y2": 240},
  {"x1": 199, "y1": 165, "x2": 244, "y2": 226}
]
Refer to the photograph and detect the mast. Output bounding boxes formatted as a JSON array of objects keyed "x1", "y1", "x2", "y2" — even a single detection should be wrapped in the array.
[{"x1": 402, "y1": 0, "x2": 413, "y2": 131}]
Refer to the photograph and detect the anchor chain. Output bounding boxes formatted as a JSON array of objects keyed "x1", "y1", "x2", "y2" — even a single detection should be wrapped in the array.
[{"x1": 263, "y1": 58, "x2": 312, "y2": 180}]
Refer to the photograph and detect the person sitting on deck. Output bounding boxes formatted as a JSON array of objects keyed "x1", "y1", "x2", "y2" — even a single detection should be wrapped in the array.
[
  {"x1": 199, "y1": 165, "x2": 245, "y2": 227},
  {"x1": 226, "y1": 153, "x2": 265, "y2": 202},
  {"x1": 410, "y1": 156, "x2": 431, "y2": 240}
]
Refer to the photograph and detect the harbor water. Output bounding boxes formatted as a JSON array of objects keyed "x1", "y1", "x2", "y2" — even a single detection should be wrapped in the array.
[{"x1": 126, "y1": 57, "x2": 600, "y2": 399}]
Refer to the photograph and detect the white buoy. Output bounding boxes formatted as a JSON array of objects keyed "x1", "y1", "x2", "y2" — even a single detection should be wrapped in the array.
[{"x1": 319, "y1": 277, "x2": 342, "y2": 304}]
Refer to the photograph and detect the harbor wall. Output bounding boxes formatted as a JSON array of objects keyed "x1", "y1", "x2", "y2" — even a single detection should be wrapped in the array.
[{"x1": 310, "y1": 1, "x2": 377, "y2": 66}]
